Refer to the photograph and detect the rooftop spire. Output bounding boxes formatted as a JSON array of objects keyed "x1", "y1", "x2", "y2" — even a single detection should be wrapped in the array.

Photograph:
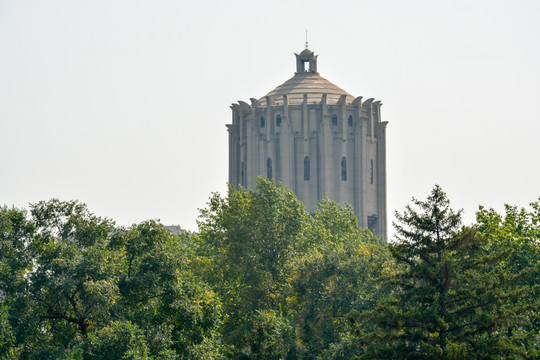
[{"x1": 305, "y1": 29, "x2": 309, "y2": 49}]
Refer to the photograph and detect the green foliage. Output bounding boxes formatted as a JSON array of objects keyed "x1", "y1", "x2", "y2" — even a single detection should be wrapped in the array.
[
  {"x1": 238, "y1": 309, "x2": 296, "y2": 360},
  {"x1": 476, "y1": 199, "x2": 540, "y2": 350},
  {"x1": 112, "y1": 221, "x2": 222, "y2": 359},
  {"x1": 196, "y1": 178, "x2": 310, "y2": 352},
  {"x1": 286, "y1": 197, "x2": 393, "y2": 359},
  {"x1": 312, "y1": 196, "x2": 359, "y2": 241},
  {"x1": 0, "y1": 304, "x2": 14, "y2": 359},
  {"x1": 363, "y1": 185, "x2": 537, "y2": 359},
  {"x1": 58, "y1": 346, "x2": 84, "y2": 360},
  {"x1": 196, "y1": 179, "x2": 393, "y2": 359},
  {"x1": 0, "y1": 200, "x2": 224, "y2": 360},
  {"x1": 2, "y1": 185, "x2": 538, "y2": 359},
  {"x1": 85, "y1": 321, "x2": 149, "y2": 360}
]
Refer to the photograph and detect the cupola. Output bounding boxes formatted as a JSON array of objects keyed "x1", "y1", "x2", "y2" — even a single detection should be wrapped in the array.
[{"x1": 295, "y1": 48, "x2": 318, "y2": 74}]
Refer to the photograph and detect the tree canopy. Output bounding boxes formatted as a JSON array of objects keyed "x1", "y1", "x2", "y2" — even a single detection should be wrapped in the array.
[
  {"x1": 363, "y1": 186, "x2": 539, "y2": 359},
  {"x1": 1, "y1": 181, "x2": 538, "y2": 359},
  {"x1": 0, "y1": 200, "x2": 223, "y2": 360}
]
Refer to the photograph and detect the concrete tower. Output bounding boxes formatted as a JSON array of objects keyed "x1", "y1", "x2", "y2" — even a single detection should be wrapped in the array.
[{"x1": 227, "y1": 48, "x2": 388, "y2": 241}]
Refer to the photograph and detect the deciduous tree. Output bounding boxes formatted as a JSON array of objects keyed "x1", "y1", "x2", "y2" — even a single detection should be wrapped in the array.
[
  {"x1": 0, "y1": 200, "x2": 224, "y2": 359},
  {"x1": 195, "y1": 178, "x2": 309, "y2": 356}
]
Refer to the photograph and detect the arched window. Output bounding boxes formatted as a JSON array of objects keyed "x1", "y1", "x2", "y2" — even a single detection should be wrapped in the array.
[
  {"x1": 260, "y1": 116, "x2": 265, "y2": 128},
  {"x1": 304, "y1": 156, "x2": 310, "y2": 181},
  {"x1": 348, "y1": 115, "x2": 353, "y2": 127},
  {"x1": 341, "y1": 157, "x2": 347, "y2": 181},
  {"x1": 267, "y1": 158, "x2": 272, "y2": 179},
  {"x1": 276, "y1": 115, "x2": 282, "y2": 127},
  {"x1": 241, "y1": 162, "x2": 245, "y2": 187},
  {"x1": 332, "y1": 114, "x2": 338, "y2": 126},
  {"x1": 370, "y1": 159, "x2": 374, "y2": 184}
]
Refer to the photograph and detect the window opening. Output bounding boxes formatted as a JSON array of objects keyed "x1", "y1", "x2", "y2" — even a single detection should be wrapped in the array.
[
  {"x1": 276, "y1": 115, "x2": 282, "y2": 127},
  {"x1": 367, "y1": 215, "x2": 378, "y2": 233},
  {"x1": 304, "y1": 156, "x2": 310, "y2": 180},
  {"x1": 370, "y1": 159, "x2": 374, "y2": 184},
  {"x1": 260, "y1": 116, "x2": 265, "y2": 128},
  {"x1": 341, "y1": 157, "x2": 347, "y2": 181},
  {"x1": 348, "y1": 115, "x2": 353, "y2": 127},
  {"x1": 267, "y1": 158, "x2": 272, "y2": 179},
  {"x1": 241, "y1": 162, "x2": 245, "y2": 187},
  {"x1": 332, "y1": 114, "x2": 338, "y2": 126}
]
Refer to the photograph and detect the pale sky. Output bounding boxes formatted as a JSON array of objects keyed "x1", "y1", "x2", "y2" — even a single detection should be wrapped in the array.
[{"x1": 1, "y1": 0, "x2": 539, "y2": 236}]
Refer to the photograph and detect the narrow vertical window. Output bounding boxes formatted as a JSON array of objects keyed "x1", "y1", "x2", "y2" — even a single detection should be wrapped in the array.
[
  {"x1": 276, "y1": 115, "x2": 282, "y2": 126},
  {"x1": 241, "y1": 162, "x2": 245, "y2": 187},
  {"x1": 348, "y1": 115, "x2": 353, "y2": 127},
  {"x1": 341, "y1": 157, "x2": 347, "y2": 181},
  {"x1": 267, "y1": 158, "x2": 272, "y2": 179},
  {"x1": 332, "y1": 114, "x2": 338, "y2": 126},
  {"x1": 370, "y1": 159, "x2": 374, "y2": 184},
  {"x1": 304, "y1": 156, "x2": 310, "y2": 181},
  {"x1": 260, "y1": 116, "x2": 265, "y2": 128},
  {"x1": 367, "y1": 215, "x2": 377, "y2": 233}
]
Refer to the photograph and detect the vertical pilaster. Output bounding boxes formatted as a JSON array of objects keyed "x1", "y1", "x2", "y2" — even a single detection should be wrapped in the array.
[
  {"x1": 339, "y1": 95, "x2": 347, "y2": 141},
  {"x1": 338, "y1": 95, "x2": 348, "y2": 205},
  {"x1": 238, "y1": 101, "x2": 251, "y2": 187},
  {"x1": 264, "y1": 97, "x2": 273, "y2": 181},
  {"x1": 229, "y1": 105, "x2": 240, "y2": 186},
  {"x1": 249, "y1": 98, "x2": 261, "y2": 189},
  {"x1": 227, "y1": 125, "x2": 235, "y2": 185},
  {"x1": 363, "y1": 98, "x2": 374, "y2": 142},
  {"x1": 265, "y1": 96, "x2": 272, "y2": 142},
  {"x1": 376, "y1": 107, "x2": 388, "y2": 242},
  {"x1": 352, "y1": 97, "x2": 363, "y2": 227},
  {"x1": 245, "y1": 109, "x2": 254, "y2": 189},
  {"x1": 279, "y1": 95, "x2": 294, "y2": 190},
  {"x1": 319, "y1": 93, "x2": 333, "y2": 200},
  {"x1": 361, "y1": 117, "x2": 369, "y2": 227},
  {"x1": 303, "y1": 94, "x2": 308, "y2": 140},
  {"x1": 302, "y1": 113, "x2": 311, "y2": 212}
]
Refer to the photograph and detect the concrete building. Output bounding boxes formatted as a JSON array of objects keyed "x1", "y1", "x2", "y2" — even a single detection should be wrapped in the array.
[{"x1": 227, "y1": 47, "x2": 388, "y2": 241}]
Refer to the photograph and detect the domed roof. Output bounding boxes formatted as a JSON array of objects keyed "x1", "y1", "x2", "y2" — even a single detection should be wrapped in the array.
[
  {"x1": 259, "y1": 72, "x2": 354, "y2": 106},
  {"x1": 259, "y1": 48, "x2": 355, "y2": 106},
  {"x1": 298, "y1": 48, "x2": 314, "y2": 59}
]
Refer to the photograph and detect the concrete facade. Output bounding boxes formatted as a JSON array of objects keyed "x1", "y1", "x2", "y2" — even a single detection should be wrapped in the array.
[{"x1": 227, "y1": 48, "x2": 388, "y2": 241}]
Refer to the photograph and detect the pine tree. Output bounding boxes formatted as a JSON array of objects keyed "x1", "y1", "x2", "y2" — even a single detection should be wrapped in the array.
[{"x1": 363, "y1": 185, "x2": 535, "y2": 359}]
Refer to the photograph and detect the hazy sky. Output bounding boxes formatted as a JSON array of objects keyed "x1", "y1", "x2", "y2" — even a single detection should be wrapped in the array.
[{"x1": 1, "y1": 0, "x2": 539, "y2": 235}]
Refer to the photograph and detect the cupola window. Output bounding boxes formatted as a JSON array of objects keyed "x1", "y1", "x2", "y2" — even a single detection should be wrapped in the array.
[
  {"x1": 260, "y1": 116, "x2": 265, "y2": 128},
  {"x1": 332, "y1": 114, "x2": 338, "y2": 126},
  {"x1": 276, "y1": 115, "x2": 282, "y2": 126},
  {"x1": 348, "y1": 115, "x2": 353, "y2": 127}
]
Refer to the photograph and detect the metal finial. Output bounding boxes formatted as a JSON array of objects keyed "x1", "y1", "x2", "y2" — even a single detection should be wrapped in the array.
[{"x1": 305, "y1": 29, "x2": 308, "y2": 49}]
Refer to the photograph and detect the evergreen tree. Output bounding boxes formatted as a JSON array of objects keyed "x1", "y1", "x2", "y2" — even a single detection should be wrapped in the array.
[{"x1": 364, "y1": 185, "x2": 535, "y2": 359}]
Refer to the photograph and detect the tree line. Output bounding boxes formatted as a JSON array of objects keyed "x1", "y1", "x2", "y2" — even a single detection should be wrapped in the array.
[{"x1": 1, "y1": 178, "x2": 539, "y2": 359}]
